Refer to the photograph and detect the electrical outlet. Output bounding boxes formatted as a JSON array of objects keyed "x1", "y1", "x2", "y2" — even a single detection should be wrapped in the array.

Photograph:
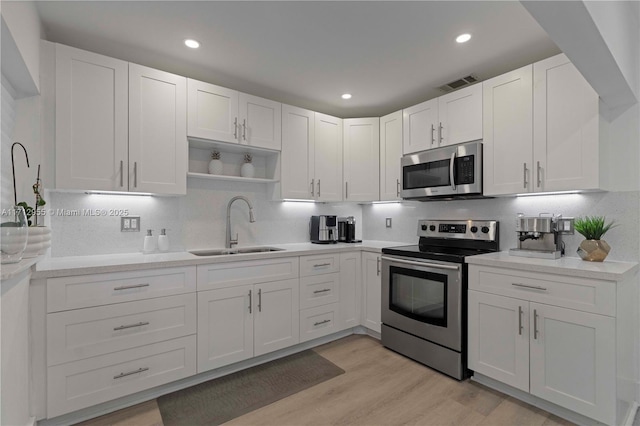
[
  {"x1": 121, "y1": 216, "x2": 141, "y2": 232},
  {"x1": 386, "y1": 218, "x2": 392, "y2": 228}
]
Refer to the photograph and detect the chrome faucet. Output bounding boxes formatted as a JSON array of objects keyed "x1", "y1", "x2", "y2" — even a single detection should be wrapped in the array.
[{"x1": 226, "y1": 196, "x2": 255, "y2": 248}]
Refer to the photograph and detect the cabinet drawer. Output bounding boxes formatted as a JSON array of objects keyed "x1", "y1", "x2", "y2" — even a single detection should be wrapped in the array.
[
  {"x1": 300, "y1": 253, "x2": 340, "y2": 277},
  {"x1": 300, "y1": 273, "x2": 340, "y2": 309},
  {"x1": 468, "y1": 265, "x2": 615, "y2": 316},
  {"x1": 47, "y1": 335, "x2": 196, "y2": 418},
  {"x1": 47, "y1": 266, "x2": 196, "y2": 312},
  {"x1": 299, "y1": 303, "x2": 340, "y2": 343},
  {"x1": 197, "y1": 257, "x2": 299, "y2": 291},
  {"x1": 47, "y1": 294, "x2": 196, "y2": 366}
]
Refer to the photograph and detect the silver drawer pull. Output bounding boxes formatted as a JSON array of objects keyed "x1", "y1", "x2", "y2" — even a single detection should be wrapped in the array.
[
  {"x1": 511, "y1": 283, "x2": 548, "y2": 291},
  {"x1": 113, "y1": 367, "x2": 149, "y2": 380},
  {"x1": 313, "y1": 263, "x2": 331, "y2": 268},
  {"x1": 113, "y1": 321, "x2": 149, "y2": 331},
  {"x1": 114, "y1": 283, "x2": 150, "y2": 291},
  {"x1": 313, "y1": 289, "x2": 331, "y2": 294},
  {"x1": 518, "y1": 306, "x2": 523, "y2": 336},
  {"x1": 314, "y1": 319, "x2": 331, "y2": 326}
]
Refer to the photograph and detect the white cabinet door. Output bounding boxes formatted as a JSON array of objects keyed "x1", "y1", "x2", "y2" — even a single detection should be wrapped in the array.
[
  {"x1": 402, "y1": 99, "x2": 437, "y2": 154},
  {"x1": 129, "y1": 64, "x2": 187, "y2": 195},
  {"x1": 483, "y1": 65, "x2": 534, "y2": 196},
  {"x1": 239, "y1": 93, "x2": 281, "y2": 151},
  {"x1": 533, "y1": 54, "x2": 599, "y2": 192},
  {"x1": 362, "y1": 252, "x2": 381, "y2": 333},
  {"x1": 379, "y1": 110, "x2": 403, "y2": 201},
  {"x1": 254, "y1": 279, "x2": 299, "y2": 356},
  {"x1": 343, "y1": 118, "x2": 380, "y2": 201},
  {"x1": 339, "y1": 252, "x2": 361, "y2": 330},
  {"x1": 187, "y1": 78, "x2": 239, "y2": 144},
  {"x1": 55, "y1": 44, "x2": 128, "y2": 191},
  {"x1": 281, "y1": 104, "x2": 314, "y2": 200},
  {"x1": 314, "y1": 113, "x2": 343, "y2": 202},
  {"x1": 437, "y1": 83, "x2": 483, "y2": 147},
  {"x1": 529, "y1": 303, "x2": 615, "y2": 424},
  {"x1": 468, "y1": 290, "x2": 529, "y2": 392},
  {"x1": 197, "y1": 286, "x2": 253, "y2": 372}
]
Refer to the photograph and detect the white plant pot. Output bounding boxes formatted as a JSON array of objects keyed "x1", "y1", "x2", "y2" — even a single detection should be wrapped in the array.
[
  {"x1": 241, "y1": 162, "x2": 255, "y2": 178},
  {"x1": 23, "y1": 226, "x2": 51, "y2": 258},
  {"x1": 208, "y1": 159, "x2": 223, "y2": 175}
]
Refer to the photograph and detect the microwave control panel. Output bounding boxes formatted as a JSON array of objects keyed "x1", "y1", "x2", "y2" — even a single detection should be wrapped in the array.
[{"x1": 455, "y1": 155, "x2": 475, "y2": 184}]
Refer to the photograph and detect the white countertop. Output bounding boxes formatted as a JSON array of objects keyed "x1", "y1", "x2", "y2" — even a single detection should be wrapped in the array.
[
  {"x1": 465, "y1": 251, "x2": 639, "y2": 282},
  {"x1": 32, "y1": 240, "x2": 408, "y2": 279},
  {"x1": 1, "y1": 255, "x2": 45, "y2": 281}
]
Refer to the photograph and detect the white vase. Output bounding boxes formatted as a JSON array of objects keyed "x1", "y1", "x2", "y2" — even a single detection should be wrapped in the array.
[
  {"x1": 208, "y1": 159, "x2": 223, "y2": 175},
  {"x1": 23, "y1": 226, "x2": 51, "y2": 258},
  {"x1": 241, "y1": 162, "x2": 255, "y2": 178}
]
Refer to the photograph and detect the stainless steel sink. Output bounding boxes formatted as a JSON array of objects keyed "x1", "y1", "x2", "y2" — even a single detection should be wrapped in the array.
[{"x1": 189, "y1": 246, "x2": 284, "y2": 256}]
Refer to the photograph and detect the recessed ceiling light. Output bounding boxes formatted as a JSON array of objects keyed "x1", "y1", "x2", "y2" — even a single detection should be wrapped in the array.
[
  {"x1": 456, "y1": 33, "x2": 471, "y2": 43},
  {"x1": 184, "y1": 39, "x2": 200, "y2": 49},
  {"x1": 341, "y1": 93, "x2": 352, "y2": 100}
]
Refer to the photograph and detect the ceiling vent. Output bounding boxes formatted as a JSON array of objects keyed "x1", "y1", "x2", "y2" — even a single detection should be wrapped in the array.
[{"x1": 438, "y1": 75, "x2": 479, "y2": 93}]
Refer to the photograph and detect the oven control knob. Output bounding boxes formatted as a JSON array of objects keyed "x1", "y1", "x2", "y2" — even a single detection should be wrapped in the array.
[
  {"x1": 429, "y1": 225, "x2": 436, "y2": 232},
  {"x1": 421, "y1": 225, "x2": 427, "y2": 231},
  {"x1": 470, "y1": 226, "x2": 478, "y2": 233},
  {"x1": 481, "y1": 226, "x2": 490, "y2": 234}
]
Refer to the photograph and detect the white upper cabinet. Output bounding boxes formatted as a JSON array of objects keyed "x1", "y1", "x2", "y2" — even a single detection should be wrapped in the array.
[
  {"x1": 533, "y1": 54, "x2": 599, "y2": 192},
  {"x1": 187, "y1": 79, "x2": 281, "y2": 150},
  {"x1": 55, "y1": 44, "x2": 186, "y2": 195},
  {"x1": 483, "y1": 65, "x2": 534, "y2": 196},
  {"x1": 343, "y1": 118, "x2": 379, "y2": 202},
  {"x1": 314, "y1": 113, "x2": 343, "y2": 202},
  {"x1": 55, "y1": 44, "x2": 128, "y2": 191},
  {"x1": 402, "y1": 84, "x2": 482, "y2": 154},
  {"x1": 129, "y1": 64, "x2": 187, "y2": 195},
  {"x1": 281, "y1": 105, "x2": 315, "y2": 199},
  {"x1": 379, "y1": 110, "x2": 403, "y2": 201}
]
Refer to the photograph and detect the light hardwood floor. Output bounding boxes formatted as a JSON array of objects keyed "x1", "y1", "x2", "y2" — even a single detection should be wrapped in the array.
[{"x1": 78, "y1": 335, "x2": 574, "y2": 426}]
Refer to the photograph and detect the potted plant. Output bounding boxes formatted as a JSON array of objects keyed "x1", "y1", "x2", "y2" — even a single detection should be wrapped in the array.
[{"x1": 574, "y1": 216, "x2": 616, "y2": 262}]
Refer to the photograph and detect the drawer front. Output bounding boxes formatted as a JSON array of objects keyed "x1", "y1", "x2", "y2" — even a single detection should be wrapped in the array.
[
  {"x1": 47, "y1": 335, "x2": 196, "y2": 418},
  {"x1": 299, "y1": 303, "x2": 340, "y2": 343},
  {"x1": 468, "y1": 265, "x2": 615, "y2": 316},
  {"x1": 300, "y1": 253, "x2": 340, "y2": 277},
  {"x1": 47, "y1": 294, "x2": 196, "y2": 366},
  {"x1": 47, "y1": 266, "x2": 196, "y2": 312},
  {"x1": 300, "y1": 273, "x2": 340, "y2": 309},
  {"x1": 197, "y1": 257, "x2": 299, "y2": 291}
]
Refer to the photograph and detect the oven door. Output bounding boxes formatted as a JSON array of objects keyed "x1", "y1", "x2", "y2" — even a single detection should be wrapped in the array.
[{"x1": 381, "y1": 255, "x2": 462, "y2": 351}]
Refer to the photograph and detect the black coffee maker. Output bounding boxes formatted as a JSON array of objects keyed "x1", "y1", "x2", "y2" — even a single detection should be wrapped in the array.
[{"x1": 338, "y1": 216, "x2": 360, "y2": 243}]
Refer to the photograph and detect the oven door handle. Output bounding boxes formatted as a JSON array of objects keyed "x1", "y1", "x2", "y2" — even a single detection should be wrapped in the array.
[
  {"x1": 381, "y1": 256, "x2": 460, "y2": 271},
  {"x1": 449, "y1": 151, "x2": 456, "y2": 191}
]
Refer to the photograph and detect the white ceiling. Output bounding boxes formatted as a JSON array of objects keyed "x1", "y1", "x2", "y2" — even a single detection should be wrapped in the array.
[{"x1": 34, "y1": 1, "x2": 560, "y2": 117}]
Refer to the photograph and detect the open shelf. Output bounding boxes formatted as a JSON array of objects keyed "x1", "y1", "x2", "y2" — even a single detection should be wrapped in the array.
[{"x1": 187, "y1": 172, "x2": 278, "y2": 184}]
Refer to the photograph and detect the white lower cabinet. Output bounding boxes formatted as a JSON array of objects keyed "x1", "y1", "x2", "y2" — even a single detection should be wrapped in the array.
[
  {"x1": 468, "y1": 265, "x2": 618, "y2": 424},
  {"x1": 362, "y1": 252, "x2": 381, "y2": 333},
  {"x1": 300, "y1": 303, "x2": 341, "y2": 343},
  {"x1": 198, "y1": 278, "x2": 299, "y2": 373},
  {"x1": 339, "y1": 252, "x2": 361, "y2": 329}
]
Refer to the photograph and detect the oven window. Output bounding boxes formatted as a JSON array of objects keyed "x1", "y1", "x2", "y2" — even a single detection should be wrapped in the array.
[
  {"x1": 403, "y1": 159, "x2": 451, "y2": 189},
  {"x1": 389, "y1": 266, "x2": 447, "y2": 327}
]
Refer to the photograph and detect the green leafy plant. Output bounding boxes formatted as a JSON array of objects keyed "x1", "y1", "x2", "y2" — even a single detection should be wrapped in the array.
[{"x1": 574, "y1": 216, "x2": 616, "y2": 240}]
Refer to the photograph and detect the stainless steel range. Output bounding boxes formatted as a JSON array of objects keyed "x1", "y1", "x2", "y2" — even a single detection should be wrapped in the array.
[{"x1": 381, "y1": 219, "x2": 499, "y2": 380}]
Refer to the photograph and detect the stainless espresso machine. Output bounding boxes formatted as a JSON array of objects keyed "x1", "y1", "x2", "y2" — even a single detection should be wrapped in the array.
[{"x1": 509, "y1": 214, "x2": 574, "y2": 259}]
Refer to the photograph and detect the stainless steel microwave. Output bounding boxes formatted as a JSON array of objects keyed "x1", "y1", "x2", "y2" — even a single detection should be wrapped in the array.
[{"x1": 401, "y1": 140, "x2": 482, "y2": 200}]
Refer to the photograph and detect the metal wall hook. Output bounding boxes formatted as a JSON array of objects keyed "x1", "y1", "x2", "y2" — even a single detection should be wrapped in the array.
[{"x1": 11, "y1": 142, "x2": 30, "y2": 206}]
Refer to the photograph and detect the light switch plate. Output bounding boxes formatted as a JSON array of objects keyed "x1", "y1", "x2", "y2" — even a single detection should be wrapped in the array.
[
  {"x1": 121, "y1": 216, "x2": 141, "y2": 232},
  {"x1": 386, "y1": 218, "x2": 392, "y2": 228}
]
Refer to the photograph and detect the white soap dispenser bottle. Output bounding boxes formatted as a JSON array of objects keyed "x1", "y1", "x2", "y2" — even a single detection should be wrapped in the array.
[
  {"x1": 158, "y1": 228, "x2": 170, "y2": 252},
  {"x1": 143, "y1": 229, "x2": 156, "y2": 253}
]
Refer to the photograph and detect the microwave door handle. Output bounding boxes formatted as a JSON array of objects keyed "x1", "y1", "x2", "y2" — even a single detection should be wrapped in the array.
[{"x1": 449, "y1": 151, "x2": 456, "y2": 191}]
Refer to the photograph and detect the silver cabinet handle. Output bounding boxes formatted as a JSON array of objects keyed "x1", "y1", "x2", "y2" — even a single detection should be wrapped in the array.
[
  {"x1": 133, "y1": 162, "x2": 138, "y2": 188},
  {"x1": 537, "y1": 161, "x2": 541, "y2": 188},
  {"x1": 120, "y1": 160, "x2": 124, "y2": 187},
  {"x1": 345, "y1": 182, "x2": 348, "y2": 199},
  {"x1": 317, "y1": 180, "x2": 321, "y2": 197},
  {"x1": 114, "y1": 283, "x2": 150, "y2": 291},
  {"x1": 523, "y1": 163, "x2": 528, "y2": 189},
  {"x1": 431, "y1": 124, "x2": 435, "y2": 146},
  {"x1": 114, "y1": 367, "x2": 148, "y2": 380},
  {"x1": 376, "y1": 257, "x2": 381, "y2": 276},
  {"x1": 533, "y1": 309, "x2": 539, "y2": 340},
  {"x1": 242, "y1": 119, "x2": 247, "y2": 141},
  {"x1": 311, "y1": 179, "x2": 315, "y2": 196},
  {"x1": 113, "y1": 321, "x2": 149, "y2": 331},
  {"x1": 234, "y1": 117, "x2": 238, "y2": 139},
  {"x1": 396, "y1": 179, "x2": 400, "y2": 197},
  {"x1": 313, "y1": 288, "x2": 331, "y2": 294},
  {"x1": 258, "y1": 288, "x2": 262, "y2": 312},
  {"x1": 248, "y1": 289, "x2": 252, "y2": 314},
  {"x1": 438, "y1": 122, "x2": 443, "y2": 145},
  {"x1": 512, "y1": 283, "x2": 547, "y2": 291},
  {"x1": 313, "y1": 263, "x2": 331, "y2": 267},
  {"x1": 314, "y1": 319, "x2": 331, "y2": 326},
  {"x1": 518, "y1": 306, "x2": 523, "y2": 336},
  {"x1": 381, "y1": 256, "x2": 460, "y2": 271},
  {"x1": 449, "y1": 151, "x2": 456, "y2": 191}
]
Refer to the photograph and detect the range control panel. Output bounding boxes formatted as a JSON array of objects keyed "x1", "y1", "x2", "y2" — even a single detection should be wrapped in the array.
[{"x1": 418, "y1": 219, "x2": 498, "y2": 241}]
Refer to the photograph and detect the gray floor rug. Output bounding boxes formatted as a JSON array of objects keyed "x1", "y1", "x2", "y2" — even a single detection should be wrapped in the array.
[{"x1": 157, "y1": 350, "x2": 345, "y2": 426}]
